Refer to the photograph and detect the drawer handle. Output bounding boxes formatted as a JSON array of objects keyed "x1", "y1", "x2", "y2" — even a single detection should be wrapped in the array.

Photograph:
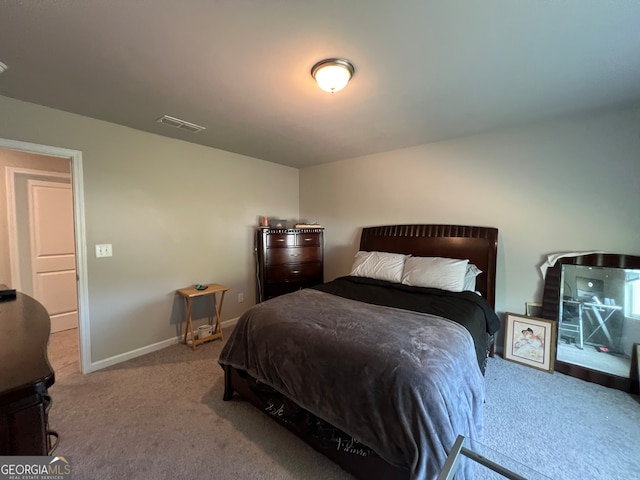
[
  {"x1": 276, "y1": 239, "x2": 285, "y2": 242},
  {"x1": 291, "y1": 270, "x2": 301, "y2": 274},
  {"x1": 303, "y1": 238, "x2": 313, "y2": 242},
  {"x1": 291, "y1": 253, "x2": 300, "y2": 257}
]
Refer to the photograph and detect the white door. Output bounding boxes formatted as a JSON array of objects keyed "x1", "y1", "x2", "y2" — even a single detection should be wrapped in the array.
[{"x1": 28, "y1": 179, "x2": 78, "y2": 333}]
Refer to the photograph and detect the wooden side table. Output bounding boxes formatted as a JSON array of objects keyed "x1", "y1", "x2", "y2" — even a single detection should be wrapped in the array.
[{"x1": 177, "y1": 283, "x2": 229, "y2": 350}]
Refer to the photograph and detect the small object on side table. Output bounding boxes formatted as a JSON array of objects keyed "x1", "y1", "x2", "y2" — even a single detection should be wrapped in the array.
[{"x1": 176, "y1": 283, "x2": 229, "y2": 350}]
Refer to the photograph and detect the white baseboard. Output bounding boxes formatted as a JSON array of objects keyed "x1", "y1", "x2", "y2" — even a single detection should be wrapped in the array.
[
  {"x1": 86, "y1": 336, "x2": 179, "y2": 373},
  {"x1": 86, "y1": 316, "x2": 240, "y2": 373},
  {"x1": 221, "y1": 317, "x2": 239, "y2": 330}
]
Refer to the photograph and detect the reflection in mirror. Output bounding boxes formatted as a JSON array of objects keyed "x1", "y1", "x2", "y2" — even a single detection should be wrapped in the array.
[{"x1": 558, "y1": 264, "x2": 640, "y2": 378}]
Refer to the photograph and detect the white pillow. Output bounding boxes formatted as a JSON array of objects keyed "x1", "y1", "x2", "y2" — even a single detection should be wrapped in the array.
[
  {"x1": 350, "y1": 251, "x2": 408, "y2": 283},
  {"x1": 401, "y1": 256, "x2": 469, "y2": 292},
  {"x1": 464, "y1": 264, "x2": 483, "y2": 291}
]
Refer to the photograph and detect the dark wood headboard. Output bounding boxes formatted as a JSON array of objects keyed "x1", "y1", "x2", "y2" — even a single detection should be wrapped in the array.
[{"x1": 359, "y1": 224, "x2": 498, "y2": 308}]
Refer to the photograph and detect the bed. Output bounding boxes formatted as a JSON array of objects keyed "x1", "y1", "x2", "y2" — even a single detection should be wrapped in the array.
[{"x1": 219, "y1": 224, "x2": 499, "y2": 480}]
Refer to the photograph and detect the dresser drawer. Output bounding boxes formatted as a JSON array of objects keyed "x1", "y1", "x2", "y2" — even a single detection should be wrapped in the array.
[
  {"x1": 266, "y1": 247, "x2": 322, "y2": 265},
  {"x1": 265, "y1": 262, "x2": 322, "y2": 283},
  {"x1": 265, "y1": 232, "x2": 322, "y2": 247},
  {"x1": 266, "y1": 233, "x2": 296, "y2": 247},
  {"x1": 296, "y1": 233, "x2": 321, "y2": 247}
]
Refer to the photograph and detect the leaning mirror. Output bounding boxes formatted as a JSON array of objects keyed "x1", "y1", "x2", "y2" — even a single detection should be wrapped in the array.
[{"x1": 541, "y1": 253, "x2": 640, "y2": 391}]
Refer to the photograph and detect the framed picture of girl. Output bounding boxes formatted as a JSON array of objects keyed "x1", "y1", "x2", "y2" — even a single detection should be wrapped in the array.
[{"x1": 503, "y1": 312, "x2": 556, "y2": 373}]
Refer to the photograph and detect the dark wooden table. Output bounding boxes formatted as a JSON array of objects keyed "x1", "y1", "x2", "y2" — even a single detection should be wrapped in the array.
[{"x1": 0, "y1": 290, "x2": 55, "y2": 455}]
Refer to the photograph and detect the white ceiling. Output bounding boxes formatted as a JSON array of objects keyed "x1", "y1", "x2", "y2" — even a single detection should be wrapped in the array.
[{"x1": 1, "y1": 1, "x2": 639, "y2": 168}]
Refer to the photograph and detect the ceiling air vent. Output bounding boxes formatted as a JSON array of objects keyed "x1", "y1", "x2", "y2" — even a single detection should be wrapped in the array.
[{"x1": 157, "y1": 115, "x2": 206, "y2": 133}]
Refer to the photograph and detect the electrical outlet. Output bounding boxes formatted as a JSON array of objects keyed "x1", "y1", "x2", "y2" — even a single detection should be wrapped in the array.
[
  {"x1": 238, "y1": 292, "x2": 244, "y2": 303},
  {"x1": 95, "y1": 244, "x2": 113, "y2": 258}
]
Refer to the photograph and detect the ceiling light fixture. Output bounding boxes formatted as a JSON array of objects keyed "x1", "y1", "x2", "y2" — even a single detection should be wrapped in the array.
[
  {"x1": 311, "y1": 58, "x2": 355, "y2": 93},
  {"x1": 0, "y1": 62, "x2": 8, "y2": 74}
]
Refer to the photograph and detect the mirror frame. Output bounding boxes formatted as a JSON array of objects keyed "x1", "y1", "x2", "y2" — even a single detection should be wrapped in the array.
[{"x1": 541, "y1": 252, "x2": 640, "y2": 392}]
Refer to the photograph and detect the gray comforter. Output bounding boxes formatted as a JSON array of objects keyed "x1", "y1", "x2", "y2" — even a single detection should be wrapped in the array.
[{"x1": 218, "y1": 288, "x2": 484, "y2": 479}]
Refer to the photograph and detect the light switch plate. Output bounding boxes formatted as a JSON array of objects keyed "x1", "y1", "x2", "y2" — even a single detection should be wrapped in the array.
[{"x1": 95, "y1": 244, "x2": 113, "y2": 257}]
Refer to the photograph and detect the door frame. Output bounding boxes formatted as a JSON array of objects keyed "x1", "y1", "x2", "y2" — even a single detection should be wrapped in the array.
[{"x1": 1, "y1": 138, "x2": 90, "y2": 374}]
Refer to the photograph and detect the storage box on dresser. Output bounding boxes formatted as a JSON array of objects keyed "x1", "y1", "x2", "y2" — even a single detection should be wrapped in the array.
[{"x1": 256, "y1": 228, "x2": 324, "y2": 302}]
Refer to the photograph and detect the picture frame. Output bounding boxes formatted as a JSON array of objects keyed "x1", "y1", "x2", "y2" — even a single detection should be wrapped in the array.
[
  {"x1": 503, "y1": 312, "x2": 556, "y2": 373},
  {"x1": 525, "y1": 301, "x2": 542, "y2": 317}
]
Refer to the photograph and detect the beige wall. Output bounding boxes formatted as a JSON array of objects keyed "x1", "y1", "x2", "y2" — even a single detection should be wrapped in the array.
[
  {"x1": 0, "y1": 95, "x2": 299, "y2": 364},
  {"x1": 3, "y1": 91, "x2": 638, "y2": 364},
  {"x1": 299, "y1": 104, "x2": 640, "y2": 347}
]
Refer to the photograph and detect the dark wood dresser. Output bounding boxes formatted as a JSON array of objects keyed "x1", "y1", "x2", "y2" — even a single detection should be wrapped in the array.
[
  {"x1": 0, "y1": 291, "x2": 56, "y2": 455},
  {"x1": 256, "y1": 228, "x2": 324, "y2": 302}
]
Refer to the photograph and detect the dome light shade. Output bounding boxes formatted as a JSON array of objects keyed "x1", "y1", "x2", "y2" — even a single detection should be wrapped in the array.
[{"x1": 311, "y1": 58, "x2": 355, "y2": 93}]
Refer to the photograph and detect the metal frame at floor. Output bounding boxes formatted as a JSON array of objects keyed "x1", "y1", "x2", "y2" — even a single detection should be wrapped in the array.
[{"x1": 437, "y1": 435, "x2": 528, "y2": 480}]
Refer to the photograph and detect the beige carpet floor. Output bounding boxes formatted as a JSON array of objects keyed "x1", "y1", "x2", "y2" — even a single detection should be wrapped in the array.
[
  {"x1": 47, "y1": 328, "x2": 353, "y2": 480},
  {"x1": 46, "y1": 327, "x2": 640, "y2": 480}
]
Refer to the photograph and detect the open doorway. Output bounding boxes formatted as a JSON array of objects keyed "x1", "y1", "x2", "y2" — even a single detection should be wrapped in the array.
[
  {"x1": 5, "y1": 160, "x2": 78, "y2": 378},
  {"x1": 1, "y1": 138, "x2": 90, "y2": 375}
]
